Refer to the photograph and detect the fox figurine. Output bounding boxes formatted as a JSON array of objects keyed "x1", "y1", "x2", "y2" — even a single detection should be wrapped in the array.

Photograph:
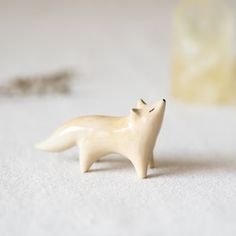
[{"x1": 35, "y1": 99, "x2": 166, "y2": 178}]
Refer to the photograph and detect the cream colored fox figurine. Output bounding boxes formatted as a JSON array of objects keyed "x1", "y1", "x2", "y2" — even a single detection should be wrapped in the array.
[{"x1": 35, "y1": 99, "x2": 166, "y2": 178}]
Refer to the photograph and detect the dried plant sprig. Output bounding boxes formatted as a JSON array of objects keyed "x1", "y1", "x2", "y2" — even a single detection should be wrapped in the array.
[{"x1": 0, "y1": 69, "x2": 74, "y2": 96}]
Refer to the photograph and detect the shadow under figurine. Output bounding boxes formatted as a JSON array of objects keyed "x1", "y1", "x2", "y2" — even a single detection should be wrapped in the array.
[{"x1": 35, "y1": 99, "x2": 166, "y2": 178}]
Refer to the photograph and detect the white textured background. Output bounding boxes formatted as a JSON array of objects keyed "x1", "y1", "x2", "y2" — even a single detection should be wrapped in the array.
[{"x1": 0, "y1": 1, "x2": 236, "y2": 235}]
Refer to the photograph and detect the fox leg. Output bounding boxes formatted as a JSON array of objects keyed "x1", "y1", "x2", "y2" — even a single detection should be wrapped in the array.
[
  {"x1": 131, "y1": 157, "x2": 149, "y2": 179},
  {"x1": 79, "y1": 141, "x2": 108, "y2": 173},
  {"x1": 79, "y1": 149, "x2": 101, "y2": 173},
  {"x1": 148, "y1": 152, "x2": 155, "y2": 169}
]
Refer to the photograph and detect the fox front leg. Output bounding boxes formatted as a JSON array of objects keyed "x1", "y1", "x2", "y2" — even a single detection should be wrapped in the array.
[
  {"x1": 131, "y1": 156, "x2": 149, "y2": 179},
  {"x1": 148, "y1": 152, "x2": 155, "y2": 169}
]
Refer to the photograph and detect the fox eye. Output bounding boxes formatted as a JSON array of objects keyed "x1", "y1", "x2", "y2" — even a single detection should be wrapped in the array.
[{"x1": 149, "y1": 108, "x2": 155, "y2": 113}]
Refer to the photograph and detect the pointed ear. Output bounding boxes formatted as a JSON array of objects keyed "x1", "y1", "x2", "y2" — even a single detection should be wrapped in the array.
[
  {"x1": 136, "y1": 99, "x2": 147, "y2": 109},
  {"x1": 131, "y1": 108, "x2": 141, "y2": 116}
]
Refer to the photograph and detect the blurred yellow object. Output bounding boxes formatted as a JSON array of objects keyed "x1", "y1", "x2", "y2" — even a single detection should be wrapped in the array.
[{"x1": 171, "y1": 0, "x2": 236, "y2": 104}]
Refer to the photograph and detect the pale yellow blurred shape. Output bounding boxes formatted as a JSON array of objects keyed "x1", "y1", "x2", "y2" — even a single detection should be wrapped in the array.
[{"x1": 172, "y1": 0, "x2": 236, "y2": 104}]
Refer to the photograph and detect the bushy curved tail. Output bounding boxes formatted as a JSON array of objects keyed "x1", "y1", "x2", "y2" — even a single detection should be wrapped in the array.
[{"x1": 35, "y1": 132, "x2": 76, "y2": 152}]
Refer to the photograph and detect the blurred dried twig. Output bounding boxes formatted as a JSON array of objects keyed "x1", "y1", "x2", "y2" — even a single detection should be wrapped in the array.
[{"x1": 0, "y1": 70, "x2": 74, "y2": 96}]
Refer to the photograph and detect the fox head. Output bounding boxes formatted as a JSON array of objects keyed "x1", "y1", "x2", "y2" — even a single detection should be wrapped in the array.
[{"x1": 130, "y1": 98, "x2": 166, "y2": 148}]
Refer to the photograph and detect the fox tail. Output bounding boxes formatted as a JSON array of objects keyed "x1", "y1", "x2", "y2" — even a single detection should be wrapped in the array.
[{"x1": 35, "y1": 130, "x2": 76, "y2": 152}]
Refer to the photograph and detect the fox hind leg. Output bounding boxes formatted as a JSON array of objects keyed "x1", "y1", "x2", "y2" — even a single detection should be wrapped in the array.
[
  {"x1": 79, "y1": 148, "x2": 98, "y2": 173},
  {"x1": 79, "y1": 141, "x2": 108, "y2": 173}
]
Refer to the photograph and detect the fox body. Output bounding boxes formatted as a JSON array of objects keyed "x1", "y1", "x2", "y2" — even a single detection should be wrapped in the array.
[{"x1": 35, "y1": 99, "x2": 166, "y2": 178}]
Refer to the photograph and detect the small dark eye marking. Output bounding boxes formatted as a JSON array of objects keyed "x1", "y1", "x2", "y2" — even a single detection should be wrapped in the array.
[
  {"x1": 149, "y1": 108, "x2": 155, "y2": 112},
  {"x1": 141, "y1": 99, "x2": 146, "y2": 105}
]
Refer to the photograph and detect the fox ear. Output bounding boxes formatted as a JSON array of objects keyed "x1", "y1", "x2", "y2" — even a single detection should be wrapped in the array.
[
  {"x1": 131, "y1": 108, "x2": 141, "y2": 116},
  {"x1": 136, "y1": 99, "x2": 147, "y2": 108}
]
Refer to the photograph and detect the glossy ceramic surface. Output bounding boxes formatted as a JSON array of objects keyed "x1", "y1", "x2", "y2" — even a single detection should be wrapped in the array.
[{"x1": 35, "y1": 99, "x2": 166, "y2": 178}]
